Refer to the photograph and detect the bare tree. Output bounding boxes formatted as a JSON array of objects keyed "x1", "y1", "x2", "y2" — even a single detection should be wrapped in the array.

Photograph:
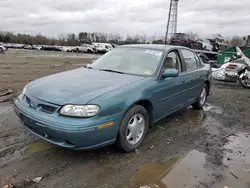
[{"x1": 230, "y1": 36, "x2": 243, "y2": 47}]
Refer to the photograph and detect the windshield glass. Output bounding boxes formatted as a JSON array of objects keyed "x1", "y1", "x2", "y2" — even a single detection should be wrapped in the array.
[{"x1": 90, "y1": 48, "x2": 164, "y2": 76}]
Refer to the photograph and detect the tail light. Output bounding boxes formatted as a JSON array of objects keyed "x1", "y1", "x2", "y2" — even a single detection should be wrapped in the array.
[{"x1": 226, "y1": 64, "x2": 238, "y2": 69}]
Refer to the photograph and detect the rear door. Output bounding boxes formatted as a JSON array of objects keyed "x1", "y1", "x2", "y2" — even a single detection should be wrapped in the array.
[{"x1": 179, "y1": 49, "x2": 204, "y2": 101}]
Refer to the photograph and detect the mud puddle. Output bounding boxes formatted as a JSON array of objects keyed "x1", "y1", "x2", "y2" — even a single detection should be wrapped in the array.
[
  {"x1": 25, "y1": 140, "x2": 55, "y2": 155},
  {"x1": 130, "y1": 133, "x2": 250, "y2": 188},
  {"x1": 203, "y1": 103, "x2": 223, "y2": 114}
]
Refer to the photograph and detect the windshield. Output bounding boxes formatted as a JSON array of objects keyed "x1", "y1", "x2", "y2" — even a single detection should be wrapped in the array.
[{"x1": 90, "y1": 48, "x2": 164, "y2": 76}]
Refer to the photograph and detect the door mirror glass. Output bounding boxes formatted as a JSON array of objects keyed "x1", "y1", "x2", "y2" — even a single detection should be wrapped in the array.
[{"x1": 163, "y1": 69, "x2": 179, "y2": 78}]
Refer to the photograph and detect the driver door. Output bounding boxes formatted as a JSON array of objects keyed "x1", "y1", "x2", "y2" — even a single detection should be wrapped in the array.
[{"x1": 152, "y1": 50, "x2": 189, "y2": 120}]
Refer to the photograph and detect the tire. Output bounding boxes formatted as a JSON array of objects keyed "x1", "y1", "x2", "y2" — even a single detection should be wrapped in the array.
[
  {"x1": 87, "y1": 49, "x2": 93, "y2": 53},
  {"x1": 116, "y1": 105, "x2": 149, "y2": 152},
  {"x1": 238, "y1": 75, "x2": 250, "y2": 89},
  {"x1": 192, "y1": 84, "x2": 208, "y2": 110}
]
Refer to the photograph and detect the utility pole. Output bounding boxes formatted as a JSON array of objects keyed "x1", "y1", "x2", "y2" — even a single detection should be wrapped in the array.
[{"x1": 165, "y1": 0, "x2": 179, "y2": 44}]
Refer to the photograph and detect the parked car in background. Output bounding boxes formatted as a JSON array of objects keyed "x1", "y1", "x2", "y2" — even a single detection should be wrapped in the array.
[
  {"x1": 23, "y1": 45, "x2": 33, "y2": 50},
  {"x1": 170, "y1": 33, "x2": 200, "y2": 49},
  {"x1": 33, "y1": 45, "x2": 42, "y2": 50},
  {"x1": 92, "y1": 43, "x2": 113, "y2": 53},
  {"x1": 197, "y1": 39, "x2": 213, "y2": 51},
  {"x1": 77, "y1": 44, "x2": 94, "y2": 53},
  {"x1": 14, "y1": 44, "x2": 212, "y2": 152},
  {"x1": 61, "y1": 46, "x2": 74, "y2": 52}
]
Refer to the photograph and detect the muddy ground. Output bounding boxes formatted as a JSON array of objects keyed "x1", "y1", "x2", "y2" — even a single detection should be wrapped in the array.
[{"x1": 0, "y1": 49, "x2": 250, "y2": 188}]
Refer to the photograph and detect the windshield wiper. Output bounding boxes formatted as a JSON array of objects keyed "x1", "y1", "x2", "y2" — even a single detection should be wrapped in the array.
[{"x1": 99, "y1": 69, "x2": 124, "y2": 74}]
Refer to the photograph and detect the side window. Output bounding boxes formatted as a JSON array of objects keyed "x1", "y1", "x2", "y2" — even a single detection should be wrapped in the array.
[
  {"x1": 180, "y1": 49, "x2": 199, "y2": 71},
  {"x1": 164, "y1": 51, "x2": 182, "y2": 72}
]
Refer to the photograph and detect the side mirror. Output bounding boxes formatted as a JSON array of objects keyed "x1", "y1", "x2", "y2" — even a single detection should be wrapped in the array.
[{"x1": 162, "y1": 69, "x2": 179, "y2": 78}]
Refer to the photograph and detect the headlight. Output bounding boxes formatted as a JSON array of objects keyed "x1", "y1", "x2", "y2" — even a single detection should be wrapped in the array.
[{"x1": 60, "y1": 105, "x2": 100, "y2": 117}]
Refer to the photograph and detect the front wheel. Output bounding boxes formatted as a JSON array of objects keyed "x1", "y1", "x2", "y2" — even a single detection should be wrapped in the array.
[
  {"x1": 192, "y1": 84, "x2": 208, "y2": 110},
  {"x1": 116, "y1": 105, "x2": 149, "y2": 152},
  {"x1": 238, "y1": 72, "x2": 250, "y2": 89}
]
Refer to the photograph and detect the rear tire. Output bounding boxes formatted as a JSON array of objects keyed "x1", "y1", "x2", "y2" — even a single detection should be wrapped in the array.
[
  {"x1": 192, "y1": 84, "x2": 208, "y2": 110},
  {"x1": 238, "y1": 74, "x2": 250, "y2": 89},
  {"x1": 116, "y1": 105, "x2": 149, "y2": 153}
]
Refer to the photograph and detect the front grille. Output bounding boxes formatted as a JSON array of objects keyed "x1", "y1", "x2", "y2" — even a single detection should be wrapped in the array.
[
  {"x1": 23, "y1": 94, "x2": 58, "y2": 114},
  {"x1": 39, "y1": 104, "x2": 57, "y2": 114}
]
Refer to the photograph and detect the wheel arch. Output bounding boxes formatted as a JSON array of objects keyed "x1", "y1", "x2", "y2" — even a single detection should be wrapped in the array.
[
  {"x1": 205, "y1": 80, "x2": 210, "y2": 96},
  {"x1": 125, "y1": 99, "x2": 154, "y2": 127}
]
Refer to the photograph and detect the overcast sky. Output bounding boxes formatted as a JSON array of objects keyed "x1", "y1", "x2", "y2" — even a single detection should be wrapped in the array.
[{"x1": 0, "y1": 0, "x2": 249, "y2": 38}]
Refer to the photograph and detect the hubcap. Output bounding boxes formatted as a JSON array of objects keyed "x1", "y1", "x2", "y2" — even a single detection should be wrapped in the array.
[
  {"x1": 126, "y1": 114, "x2": 145, "y2": 145},
  {"x1": 241, "y1": 76, "x2": 250, "y2": 86},
  {"x1": 200, "y1": 88, "x2": 206, "y2": 105}
]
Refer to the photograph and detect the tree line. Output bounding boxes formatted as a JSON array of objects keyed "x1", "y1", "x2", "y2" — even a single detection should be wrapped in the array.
[
  {"x1": 0, "y1": 30, "x2": 245, "y2": 47},
  {"x1": 0, "y1": 31, "x2": 165, "y2": 46}
]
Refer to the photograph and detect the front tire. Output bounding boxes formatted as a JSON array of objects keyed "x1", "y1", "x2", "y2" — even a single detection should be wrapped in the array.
[
  {"x1": 192, "y1": 84, "x2": 208, "y2": 110},
  {"x1": 116, "y1": 105, "x2": 149, "y2": 152}
]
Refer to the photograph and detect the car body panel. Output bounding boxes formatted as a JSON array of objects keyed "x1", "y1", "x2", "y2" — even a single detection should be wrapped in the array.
[
  {"x1": 14, "y1": 44, "x2": 211, "y2": 150},
  {"x1": 26, "y1": 68, "x2": 145, "y2": 105}
]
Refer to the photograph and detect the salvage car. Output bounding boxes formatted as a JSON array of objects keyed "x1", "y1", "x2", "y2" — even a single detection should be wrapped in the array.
[
  {"x1": 14, "y1": 44, "x2": 212, "y2": 152},
  {"x1": 92, "y1": 43, "x2": 113, "y2": 53},
  {"x1": 75, "y1": 44, "x2": 94, "y2": 53},
  {"x1": 170, "y1": 33, "x2": 200, "y2": 49}
]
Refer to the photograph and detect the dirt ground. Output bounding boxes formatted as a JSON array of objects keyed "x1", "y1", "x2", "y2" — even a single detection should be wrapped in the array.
[
  {"x1": 0, "y1": 49, "x2": 250, "y2": 188},
  {"x1": 0, "y1": 49, "x2": 99, "y2": 93}
]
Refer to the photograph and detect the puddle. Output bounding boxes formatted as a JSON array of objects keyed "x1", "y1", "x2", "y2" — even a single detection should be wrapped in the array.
[
  {"x1": 25, "y1": 140, "x2": 55, "y2": 155},
  {"x1": 131, "y1": 150, "x2": 209, "y2": 188},
  {"x1": 131, "y1": 133, "x2": 250, "y2": 188},
  {"x1": 203, "y1": 103, "x2": 223, "y2": 114},
  {"x1": 218, "y1": 133, "x2": 250, "y2": 188}
]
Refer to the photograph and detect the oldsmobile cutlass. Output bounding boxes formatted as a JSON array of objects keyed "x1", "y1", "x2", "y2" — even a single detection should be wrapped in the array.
[{"x1": 14, "y1": 44, "x2": 212, "y2": 152}]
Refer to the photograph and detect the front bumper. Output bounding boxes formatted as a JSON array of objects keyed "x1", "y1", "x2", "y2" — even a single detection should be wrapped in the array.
[{"x1": 14, "y1": 98, "x2": 122, "y2": 149}]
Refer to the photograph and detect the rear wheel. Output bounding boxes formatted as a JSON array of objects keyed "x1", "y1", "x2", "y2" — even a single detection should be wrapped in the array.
[
  {"x1": 238, "y1": 73, "x2": 250, "y2": 89},
  {"x1": 116, "y1": 105, "x2": 149, "y2": 152},
  {"x1": 192, "y1": 84, "x2": 208, "y2": 110}
]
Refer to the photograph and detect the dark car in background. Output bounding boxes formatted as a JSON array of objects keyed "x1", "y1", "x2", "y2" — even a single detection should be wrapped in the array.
[{"x1": 170, "y1": 33, "x2": 201, "y2": 49}]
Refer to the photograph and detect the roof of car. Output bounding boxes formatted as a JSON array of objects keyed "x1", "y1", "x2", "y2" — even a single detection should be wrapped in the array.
[{"x1": 119, "y1": 44, "x2": 189, "y2": 51}]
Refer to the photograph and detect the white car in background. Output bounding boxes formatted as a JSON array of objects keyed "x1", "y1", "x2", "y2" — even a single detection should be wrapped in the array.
[
  {"x1": 74, "y1": 44, "x2": 94, "y2": 53},
  {"x1": 33, "y1": 45, "x2": 42, "y2": 50},
  {"x1": 92, "y1": 43, "x2": 113, "y2": 53},
  {"x1": 198, "y1": 39, "x2": 213, "y2": 51}
]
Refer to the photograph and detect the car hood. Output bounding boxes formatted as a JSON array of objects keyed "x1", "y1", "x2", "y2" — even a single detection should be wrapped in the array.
[{"x1": 26, "y1": 68, "x2": 145, "y2": 105}]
